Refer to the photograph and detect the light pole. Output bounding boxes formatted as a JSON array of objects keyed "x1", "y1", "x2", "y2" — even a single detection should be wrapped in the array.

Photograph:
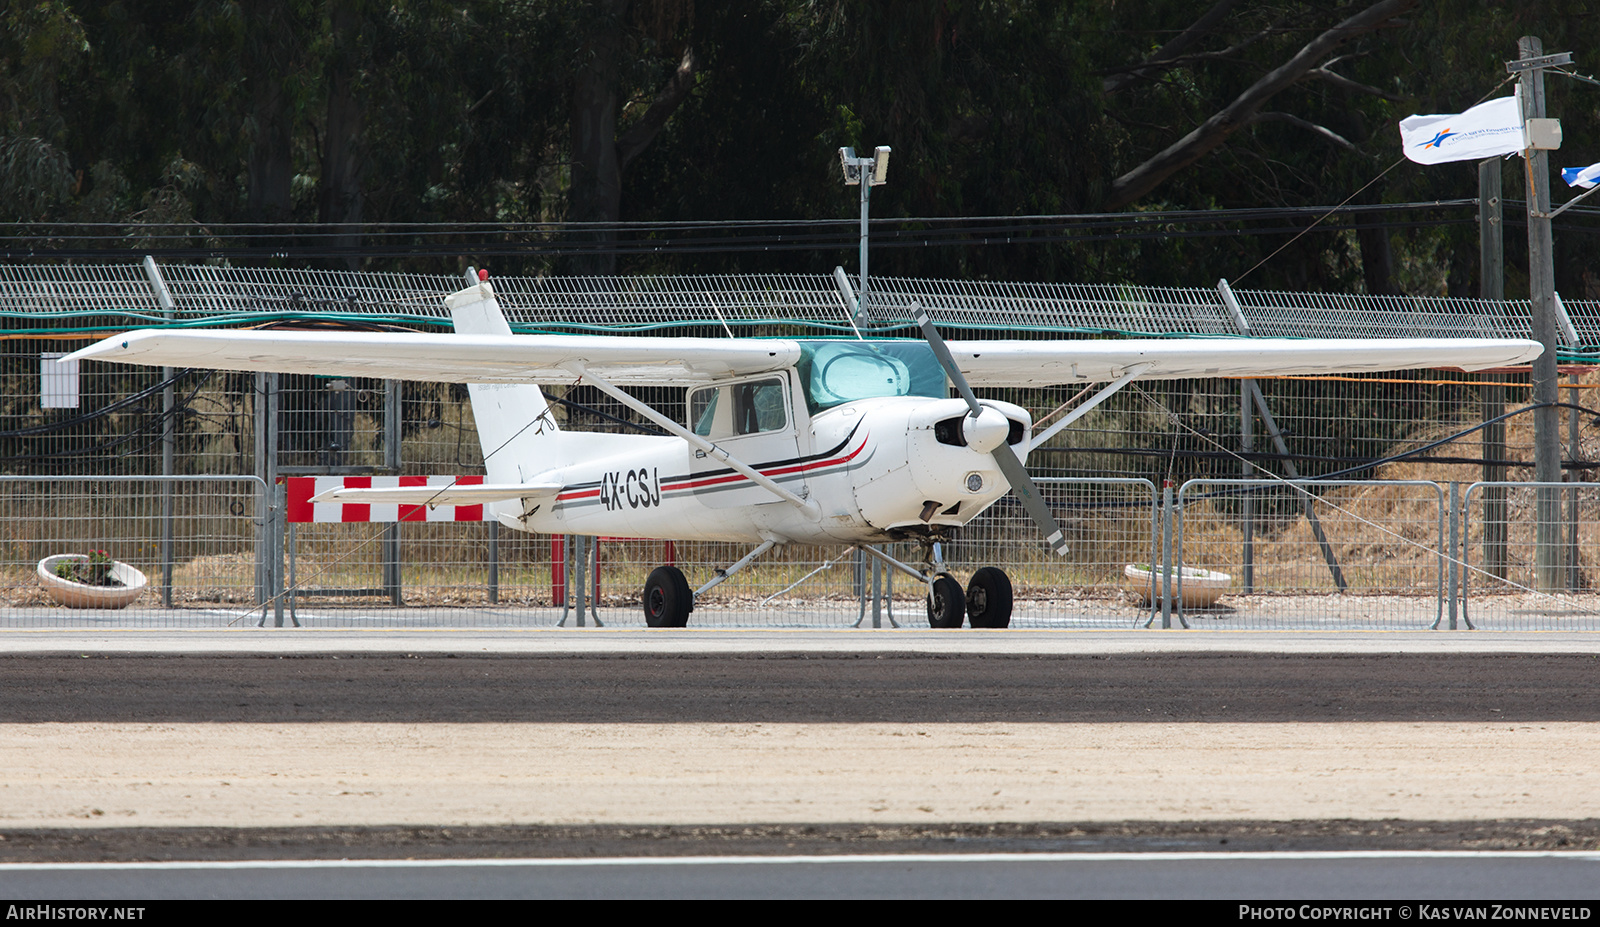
[{"x1": 838, "y1": 146, "x2": 891, "y2": 317}]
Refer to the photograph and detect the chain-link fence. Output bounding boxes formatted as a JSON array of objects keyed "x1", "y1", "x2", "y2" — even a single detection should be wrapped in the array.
[
  {"x1": 0, "y1": 259, "x2": 1563, "y2": 490},
  {"x1": 0, "y1": 259, "x2": 1595, "y2": 629},
  {"x1": 0, "y1": 476, "x2": 266, "y2": 627},
  {"x1": 1, "y1": 473, "x2": 1598, "y2": 629}
]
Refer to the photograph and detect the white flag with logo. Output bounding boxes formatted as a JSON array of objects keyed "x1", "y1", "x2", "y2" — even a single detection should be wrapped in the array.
[{"x1": 1398, "y1": 96, "x2": 1523, "y2": 164}]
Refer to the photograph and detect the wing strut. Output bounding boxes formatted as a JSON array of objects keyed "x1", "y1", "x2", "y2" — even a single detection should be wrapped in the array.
[
  {"x1": 1027, "y1": 363, "x2": 1152, "y2": 452},
  {"x1": 563, "y1": 362, "x2": 821, "y2": 518},
  {"x1": 1220, "y1": 278, "x2": 1347, "y2": 594}
]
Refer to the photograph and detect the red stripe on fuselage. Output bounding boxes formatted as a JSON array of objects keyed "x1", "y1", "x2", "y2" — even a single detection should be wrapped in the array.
[
  {"x1": 554, "y1": 431, "x2": 871, "y2": 504},
  {"x1": 665, "y1": 434, "x2": 870, "y2": 493}
]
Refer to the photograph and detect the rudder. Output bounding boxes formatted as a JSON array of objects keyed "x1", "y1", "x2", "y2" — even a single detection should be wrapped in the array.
[{"x1": 445, "y1": 280, "x2": 559, "y2": 486}]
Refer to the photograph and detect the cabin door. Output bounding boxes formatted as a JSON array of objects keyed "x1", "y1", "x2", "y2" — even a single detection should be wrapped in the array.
[{"x1": 687, "y1": 375, "x2": 807, "y2": 509}]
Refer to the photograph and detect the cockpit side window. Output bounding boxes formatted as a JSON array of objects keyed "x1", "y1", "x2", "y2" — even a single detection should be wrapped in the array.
[
  {"x1": 690, "y1": 386, "x2": 720, "y2": 437},
  {"x1": 733, "y1": 379, "x2": 787, "y2": 434},
  {"x1": 689, "y1": 377, "x2": 787, "y2": 438}
]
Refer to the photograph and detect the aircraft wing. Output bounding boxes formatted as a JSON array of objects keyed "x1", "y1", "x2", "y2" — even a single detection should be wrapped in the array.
[
  {"x1": 66, "y1": 330, "x2": 804, "y2": 385},
  {"x1": 68, "y1": 330, "x2": 1541, "y2": 387},
  {"x1": 309, "y1": 481, "x2": 562, "y2": 506},
  {"x1": 942, "y1": 337, "x2": 1543, "y2": 385}
]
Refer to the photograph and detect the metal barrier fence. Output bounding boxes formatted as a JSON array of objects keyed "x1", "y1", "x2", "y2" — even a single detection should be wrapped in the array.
[
  {"x1": 1174, "y1": 479, "x2": 1447, "y2": 630},
  {"x1": 7, "y1": 473, "x2": 1600, "y2": 629},
  {"x1": 0, "y1": 476, "x2": 266, "y2": 627},
  {"x1": 266, "y1": 478, "x2": 1160, "y2": 629},
  {"x1": 1459, "y1": 481, "x2": 1600, "y2": 631}
]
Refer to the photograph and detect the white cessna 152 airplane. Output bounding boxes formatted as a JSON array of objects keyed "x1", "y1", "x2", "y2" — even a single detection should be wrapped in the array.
[{"x1": 69, "y1": 273, "x2": 1542, "y2": 628}]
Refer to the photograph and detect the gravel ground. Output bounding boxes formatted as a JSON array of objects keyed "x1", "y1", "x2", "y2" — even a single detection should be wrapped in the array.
[
  {"x1": 0, "y1": 651, "x2": 1596, "y2": 860},
  {"x1": 5, "y1": 591, "x2": 1600, "y2": 630},
  {"x1": 2, "y1": 820, "x2": 1597, "y2": 863}
]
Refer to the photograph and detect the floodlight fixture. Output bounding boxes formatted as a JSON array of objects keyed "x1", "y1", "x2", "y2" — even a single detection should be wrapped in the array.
[
  {"x1": 838, "y1": 147, "x2": 862, "y2": 185},
  {"x1": 837, "y1": 144, "x2": 891, "y2": 319}
]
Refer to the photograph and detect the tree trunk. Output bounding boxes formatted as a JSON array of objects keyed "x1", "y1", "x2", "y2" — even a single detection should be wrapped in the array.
[
  {"x1": 243, "y1": 0, "x2": 298, "y2": 226},
  {"x1": 320, "y1": 3, "x2": 366, "y2": 271},
  {"x1": 567, "y1": 0, "x2": 630, "y2": 276},
  {"x1": 1355, "y1": 211, "x2": 1397, "y2": 295},
  {"x1": 246, "y1": 84, "x2": 293, "y2": 224},
  {"x1": 567, "y1": 1, "x2": 700, "y2": 276}
]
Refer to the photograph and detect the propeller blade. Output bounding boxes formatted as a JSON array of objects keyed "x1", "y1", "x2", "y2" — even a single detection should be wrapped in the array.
[
  {"x1": 913, "y1": 304, "x2": 983, "y2": 417},
  {"x1": 990, "y1": 442, "x2": 1070, "y2": 556},
  {"x1": 912, "y1": 303, "x2": 1070, "y2": 556}
]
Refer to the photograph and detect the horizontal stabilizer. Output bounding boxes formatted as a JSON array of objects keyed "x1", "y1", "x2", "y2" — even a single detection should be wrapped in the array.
[{"x1": 309, "y1": 481, "x2": 562, "y2": 507}]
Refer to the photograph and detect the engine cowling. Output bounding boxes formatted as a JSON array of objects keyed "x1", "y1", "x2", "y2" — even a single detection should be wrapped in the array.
[{"x1": 847, "y1": 397, "x2": 1031, "y2": 533}]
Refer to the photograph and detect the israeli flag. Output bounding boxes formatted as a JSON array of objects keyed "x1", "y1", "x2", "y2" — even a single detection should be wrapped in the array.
[
  {"x1": 1398, "y1": 97, "x2": 1523, "y2": 164},
  {"x1": 1562, "y1": 162, "x2": 1600, "y2": 189}
]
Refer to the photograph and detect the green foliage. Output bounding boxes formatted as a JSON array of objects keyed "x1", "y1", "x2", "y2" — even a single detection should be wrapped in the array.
[
  {"x1": 1, "y1": 0, "x2": 1596, "y2": 293},
  {"x1": 54, "y1": 549, "x2": 119, "y2": 586}
]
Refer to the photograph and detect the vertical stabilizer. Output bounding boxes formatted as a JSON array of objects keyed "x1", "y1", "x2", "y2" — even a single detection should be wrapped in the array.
[{"x1": 445, "y1": 279, "x2": 559, "y2": 486}]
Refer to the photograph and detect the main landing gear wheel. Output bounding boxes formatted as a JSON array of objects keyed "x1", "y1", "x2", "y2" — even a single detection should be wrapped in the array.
[
  {"x1": 926, "y1": 573, "x2": 966, "y2": 628},
  {"x1": 643, "y1": 565, "x2": 692, "y2": 628},
  {"x1": 966, "y1": 567, "x2": 1013, "y2": 629}
]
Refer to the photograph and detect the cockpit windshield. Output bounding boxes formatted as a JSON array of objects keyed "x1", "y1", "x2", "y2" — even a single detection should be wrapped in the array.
[{"x1": 796, "y1": 340, "x2": 947, "y2": 414}]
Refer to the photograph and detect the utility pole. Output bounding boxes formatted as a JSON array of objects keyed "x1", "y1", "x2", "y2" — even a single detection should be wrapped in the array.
[
  {"x1": 1511, "y1": 36, "x2": 1570, "y2": 591},
  {"x1": 1479, "y1": 158, "x2": 1507, "y2": 580}
]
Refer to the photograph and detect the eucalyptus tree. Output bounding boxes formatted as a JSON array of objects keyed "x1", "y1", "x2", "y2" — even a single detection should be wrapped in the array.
[{"x1": 0, "y1": 0, "x2": 87, "y2": 221}]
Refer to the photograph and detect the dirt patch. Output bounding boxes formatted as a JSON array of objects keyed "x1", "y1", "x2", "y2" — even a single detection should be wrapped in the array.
[{"x1": 1, "y1": 722, "x2": 1595, "y2": 830}]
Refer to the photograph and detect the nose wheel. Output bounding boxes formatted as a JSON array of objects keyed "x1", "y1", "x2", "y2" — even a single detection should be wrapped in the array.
[
  {"x1": 926, "y1": 573, "x2": 965, "y2": 628},
  {"x1": 965, "y1": 567, "x2": 1013, "y2": 628},
  {"x1": 858, "y1": 545, "x2": 1015, "y2": 630}
]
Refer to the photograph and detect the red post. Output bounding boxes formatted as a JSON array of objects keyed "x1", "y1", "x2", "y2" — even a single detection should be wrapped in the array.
[{"x1": 551, "y1": 535, "x2": 565, "y2": 606}]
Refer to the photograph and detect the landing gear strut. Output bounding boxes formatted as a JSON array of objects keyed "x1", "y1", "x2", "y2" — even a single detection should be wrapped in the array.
[
  {"x1": 857, "y1": 543, "x2": 1015, "y2": 629},
  {"x1": 642, "y1": 539, "x2": 780, "y2": 628}
]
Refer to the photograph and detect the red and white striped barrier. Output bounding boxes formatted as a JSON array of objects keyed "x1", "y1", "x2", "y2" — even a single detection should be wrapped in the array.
[
  {"x1": 285, "y1": 476, "x2": 493, "y2": 524},
  {"x1": 284, "y1": 477, "x2": 676, "y2": 611}
]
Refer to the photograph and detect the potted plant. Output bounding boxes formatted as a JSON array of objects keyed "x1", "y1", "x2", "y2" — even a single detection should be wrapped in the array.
[
  {"x1": 36, "y1": 550, "x2": 148, "y2": 609},
  {"x1": 1123, "y1": 562, "x2": 1232, "y2": 609}
]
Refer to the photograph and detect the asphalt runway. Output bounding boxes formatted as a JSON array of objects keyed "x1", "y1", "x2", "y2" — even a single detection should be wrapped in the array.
[
  {"x1": 5, "y1": 853, "x2": 1600, "y2": 900},
  {"x1": 0, "y1": 636, "x2": 1596, "y2": 873},
  {"x1": 1, "y1": 650, "x2": 1598, "y2": 723}
]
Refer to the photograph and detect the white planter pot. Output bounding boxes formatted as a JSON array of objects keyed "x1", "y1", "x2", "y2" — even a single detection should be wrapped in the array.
[
  {"x1": 1123, "y1": 563, "x2": 1232, "y2": 609},
  {"x1": 37, "y1": 555, "x2": 148, "y2": 609}
]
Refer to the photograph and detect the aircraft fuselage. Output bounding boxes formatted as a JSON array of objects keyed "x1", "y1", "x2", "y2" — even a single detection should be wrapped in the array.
[{"x1": 504, "y1": 392, "x2": 1031, "y2": 547}]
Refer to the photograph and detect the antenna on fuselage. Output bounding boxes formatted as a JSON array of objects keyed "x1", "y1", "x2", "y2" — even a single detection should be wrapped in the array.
[
  {"x1": 832, "y1": 266, "x2": 867, "y2": 342},
  {"x1": 711, "y1": 302, "x2": 736, "y2": 339}
]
